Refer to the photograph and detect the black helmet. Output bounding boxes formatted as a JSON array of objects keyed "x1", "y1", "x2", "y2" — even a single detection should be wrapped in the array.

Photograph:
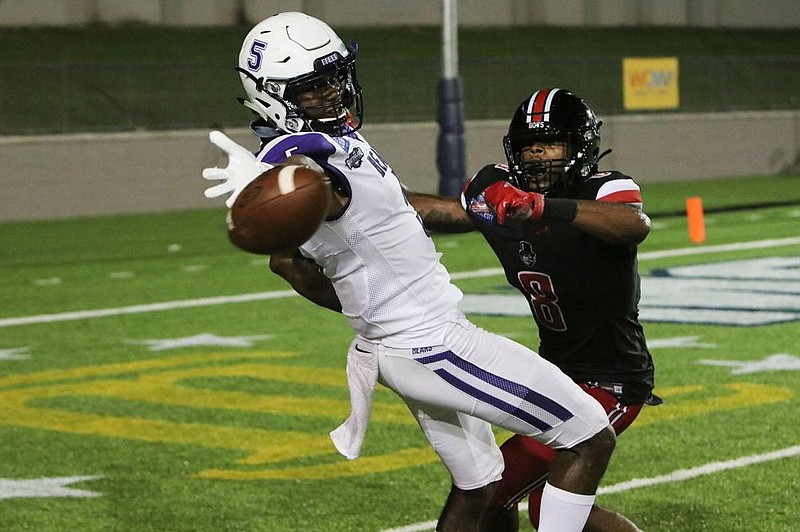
[{"x1": 503, "y1": 88, "x2": 603, "y2": 195}]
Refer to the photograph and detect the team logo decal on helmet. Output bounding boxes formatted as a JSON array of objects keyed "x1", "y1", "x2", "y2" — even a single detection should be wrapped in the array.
[{"x1": 525, "y1": 89, "x2": 559, "y2": 127}]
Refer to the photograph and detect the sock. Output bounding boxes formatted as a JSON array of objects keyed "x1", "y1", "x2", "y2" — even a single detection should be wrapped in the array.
[{"x1": 537, "y1": 482, "x2": 595, "y2": 532}]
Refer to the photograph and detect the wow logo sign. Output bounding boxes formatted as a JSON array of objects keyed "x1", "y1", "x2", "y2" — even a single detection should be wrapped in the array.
[{"x1": 623, "y1": 57, "x2": 680, "y2": 110}]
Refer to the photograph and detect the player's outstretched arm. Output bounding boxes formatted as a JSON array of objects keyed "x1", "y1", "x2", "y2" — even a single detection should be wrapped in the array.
[
  {"x1": 482, "y1": 181, "x2": 650, "y2": 246},
  {"x1": 571, "y1": 200, "x2": 651, "y2": 246},
  {"x1": 203, "y1": 130, "x2": 272, "y2": 208},
  {"x1": 406, "y1": 193, "x2": 475, "y2": 233},
  {"x1": 269, "y1": 250, "x2": 342, "y2": 312}
]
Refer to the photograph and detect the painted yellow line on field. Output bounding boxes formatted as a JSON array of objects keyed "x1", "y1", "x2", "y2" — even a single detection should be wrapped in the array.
[
  {"x1": 3, "y1": 350, "x2": 789, "y2": 483},
  {"x1": 0, "y1": 351, "x2": 429, "y2": 480}
]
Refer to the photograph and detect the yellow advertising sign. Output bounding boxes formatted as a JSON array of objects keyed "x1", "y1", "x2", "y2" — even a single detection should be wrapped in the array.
[{"x1": 623, "y1": 57, "x2": 679, "y2": 110}]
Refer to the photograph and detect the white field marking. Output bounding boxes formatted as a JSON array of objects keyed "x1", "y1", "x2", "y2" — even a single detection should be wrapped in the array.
[
  {"x1": 647, "y1": 336, "x2": 717, "y2": 349},
  {"x1": 597, "y1": 444, "x2": 800, "y2": 494},
  {"x1": 450, "y1": 236, "x2": 800, "y2": 279},
  {"x1": 380, "y1": 445, "x2": 800, "y2": 532},
  {"x1": 33, "y1": 277, "x2": 62, "y2": 286},
  {"x1": 125, "y1": 333, "x2": 271, "y2": 351},
  {"x1": 0, "y1": 476, "x2": 103, "y2": 499},
  {"x1": 638, "y1": 236, "x2": 800, "y2": 261},
  {"x1": 0, "y1": 347, "x2": 30, "y2": 360},
  {"x1": 0, "y1": 475, "x2": 103, "y2": 500},
  {"x1": 696, "y1": 353, "x2": 800, "y2": 374},
  {"x1": 3, "y1": 236, "x2": 800, "y2": 329},
  {"x1": 0, "y1": 290, "x2": 298, "y2": 328}
]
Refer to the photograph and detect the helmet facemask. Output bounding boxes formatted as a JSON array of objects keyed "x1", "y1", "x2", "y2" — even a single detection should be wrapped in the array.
[
  {"x1": 281, "y1": 47, "x2": 363, "y2": 135},
  {"x1": 504, "y1": 132, "x2": 572, "y2": 195}
]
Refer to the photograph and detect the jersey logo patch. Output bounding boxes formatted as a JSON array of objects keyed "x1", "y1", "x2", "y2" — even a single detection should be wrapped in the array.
[
  {"x1": 345, "y1": 147, "x2": 364, "y2": 169},
  {"x1": 519, "y1": 241, "x2": 537, "y2": 267},
  {"x1": 467, "y1": 195, "x2": 497, "y2": 225},
  {"x1": 587, "y1": 171, "x2": 612, "y2": 180}
]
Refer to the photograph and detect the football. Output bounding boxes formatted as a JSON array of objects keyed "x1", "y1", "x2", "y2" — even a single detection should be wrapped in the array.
[{"x1": 227, "y1": 164, "x2": 332, "y2": 255}]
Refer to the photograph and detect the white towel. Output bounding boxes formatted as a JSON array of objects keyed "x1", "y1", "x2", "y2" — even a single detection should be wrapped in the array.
[{"x1": 330, "y1": 340, "x2": 379, "y2": 460}]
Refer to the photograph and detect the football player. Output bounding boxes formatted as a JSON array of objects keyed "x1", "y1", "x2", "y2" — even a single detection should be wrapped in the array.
[
  {"x1": 409, "y1": 88, "x2": 660, "y2": 531},
  {"x1": 203, "y1": 15, "x2": 618, "y2": 532}
]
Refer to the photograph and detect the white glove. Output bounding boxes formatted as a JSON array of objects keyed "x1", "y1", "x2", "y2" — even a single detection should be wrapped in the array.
[{"x1": 202, "y1": 130, "x2": 273, "y2": 208}]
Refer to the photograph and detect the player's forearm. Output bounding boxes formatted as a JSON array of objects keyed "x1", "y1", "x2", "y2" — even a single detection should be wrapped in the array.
[
  {"x1": 407, "y1": 193, "x2": 475, "y2": 233},
  {"x1": 269, "y1": 251, "x2": 342, "y2": 312},
  {"x1": 569, "y1": 200, "x2": 651, "y2": 246},
  {"x1": 481, "y1": 182, "x2": 650, "y2": 245}
]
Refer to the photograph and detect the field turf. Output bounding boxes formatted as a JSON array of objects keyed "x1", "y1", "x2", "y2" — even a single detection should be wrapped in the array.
[{"x1": 1, "y1": 175, "x2": 799, "y2": 531}]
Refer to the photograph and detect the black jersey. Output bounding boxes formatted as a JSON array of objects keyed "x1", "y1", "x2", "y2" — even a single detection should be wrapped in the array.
[{"x1": 462, "y1": 163, "x2": 655, "y2": 404}]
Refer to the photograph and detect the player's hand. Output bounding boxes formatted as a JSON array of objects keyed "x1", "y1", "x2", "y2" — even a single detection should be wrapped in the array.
[
  {"x1": 203, "y1": 130, "x2": 272, "y2": 208},
  {"x1": 482, "y1": 181, "x2": 545, "y2": 225}
]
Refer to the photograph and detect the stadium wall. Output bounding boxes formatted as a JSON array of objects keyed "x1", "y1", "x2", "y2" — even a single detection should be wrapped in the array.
[
  {"x1": 2, "y1": 111, "x2": 798, "y2": 222},
  {"x1": 1, "y1": 0, "x2": 799, "y2": 28}
]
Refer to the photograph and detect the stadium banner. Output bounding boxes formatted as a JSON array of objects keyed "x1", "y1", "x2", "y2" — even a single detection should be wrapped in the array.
[{"x1": 623, "y1": 57, "x2": 679, "y2": 110}]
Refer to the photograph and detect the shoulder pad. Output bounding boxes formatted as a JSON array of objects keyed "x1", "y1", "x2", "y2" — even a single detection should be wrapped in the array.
[
  {"x1": 462, "y1": 164, "x2": 509, "y2": 227},
  {"x1": 260, "y1": 132, "x2": 337, "y2": 166}
]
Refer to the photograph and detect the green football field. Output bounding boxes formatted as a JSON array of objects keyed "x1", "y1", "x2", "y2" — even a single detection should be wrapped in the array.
[{"x1": 1, "y1": 176, "x2": 799, "y2": 531}]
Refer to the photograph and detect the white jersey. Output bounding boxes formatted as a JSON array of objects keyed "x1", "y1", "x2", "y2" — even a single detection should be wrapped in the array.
[{"x1": 257, "y1": 130, "x2": 463, "y2": 344}]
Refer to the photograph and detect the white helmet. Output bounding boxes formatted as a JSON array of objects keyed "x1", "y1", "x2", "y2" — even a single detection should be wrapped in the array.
[{"x1": 236, "y1": 12, "x2": 362, "y2": 135}]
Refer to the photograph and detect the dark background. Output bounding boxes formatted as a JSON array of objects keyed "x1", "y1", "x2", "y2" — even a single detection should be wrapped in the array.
[{"x1": 1, "y1": 25, "x2": 799, "y2": 135}]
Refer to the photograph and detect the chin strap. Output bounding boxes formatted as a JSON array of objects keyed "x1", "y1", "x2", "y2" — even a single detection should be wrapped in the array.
[
  {"x1": 235, "y1": 67, "x2": 266, "y2": 92},
  {"x1": 239, "y1": 98, "x2": 263, "y2": 116}
]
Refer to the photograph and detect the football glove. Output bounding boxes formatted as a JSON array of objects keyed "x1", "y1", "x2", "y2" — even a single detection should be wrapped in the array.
[
  {"x1": 202, "y1": 130, "x2": 272, "y2": 208},
  {"x1": 482, "y1": 181, "x2": 545, "y2": 225}
]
